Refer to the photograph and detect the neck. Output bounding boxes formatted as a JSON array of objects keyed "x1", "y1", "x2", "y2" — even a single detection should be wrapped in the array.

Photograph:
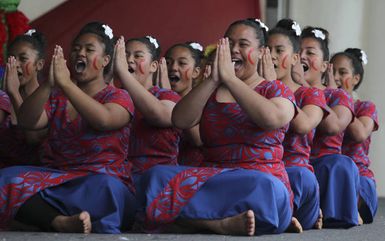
[
  {"x1": 280, "y1": 74, "x2": 301, "y2": 92},
  {"x1": 243, "y1": 71, "x2": 264, "y2": 87},
  {"x1": 20, "y1": 78, "x2": 39, "y2": 99},
  {"x1": 77, "y1": 75, "x2": 107, "y2": 96}
]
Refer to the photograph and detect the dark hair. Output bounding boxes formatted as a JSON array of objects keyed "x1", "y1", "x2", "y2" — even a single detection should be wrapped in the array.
[
  {"x1": 330, "y1": 48, "x2": 365, "y2": 90},
  {"x1": 224, "y1": 18, "x2": 268, "y2": 47},
  {"x1": 8, "y1": 29, "x2": 46, "y2": 59},
  {"x1": 268, "y1": 18, "x2": 300, "y2": 53},
  {"x1": 301, "y1": 26, "x2": 329, "y2": 61},
  {"x1": 72, "y1": 21, "x2": 114, "y2": 75},
  {"x1": 125, "y1": 36, "x2": 161, "y2": 61},
  {"x1": 165, "y1": 42, "x2": 203, "y2": 67}
]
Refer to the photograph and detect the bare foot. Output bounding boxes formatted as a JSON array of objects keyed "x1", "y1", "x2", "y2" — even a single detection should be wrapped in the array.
[
  {"x1": 286, "y1": 217, "x2": 303, "y2": 233},
  {"x1": 51, "y1": 211, "x2": 91, "y2": 234},
  {"x1": 179, "y1": 210, "x2": 255, "y2": 236},
  {"x1": 314, "y1": 209, "x2": 323, "y2": 229},
  {"x1": 358, "y1": 213, "x2": 363, "y2": 226},
  {"x1": 206, "y1": 210, "x2": 255, "y2": 236}
]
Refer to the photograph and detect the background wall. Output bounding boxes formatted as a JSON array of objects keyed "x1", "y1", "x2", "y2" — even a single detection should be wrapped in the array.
[{"x1": 19, "y1": 0, "x2": 385, "y2": 196}]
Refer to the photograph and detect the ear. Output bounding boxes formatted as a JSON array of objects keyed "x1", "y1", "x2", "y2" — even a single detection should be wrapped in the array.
[
  {"x1": 149, "y1": 60, "x2": 158, "y2": 74},
  {"x1": 36, "y1": 59, "x2": 45, "y2": 71},
  {"x1": 102, "y1": 55, "x2": 111, "y2": 68},
  {"x1": 320, "y1": 60, "x2": 328, "y2": 73},
  {"x1": 292, "y1": 53, "x2": 299, "y2": 66},
  {"x1": 192, "y1": 66, "x2": 201, "y2": 79},
  {"x1": 352, "y1": 74, "x2": 361, "y2": 86}
]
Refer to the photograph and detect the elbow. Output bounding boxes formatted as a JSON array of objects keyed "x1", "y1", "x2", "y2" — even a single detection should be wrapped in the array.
[
  {"x1": 350, "y1": 131, "x2": 369, "y2": 143},
  {"x1": 323, "y1": 124, "x2": 340, "y2": 136}
]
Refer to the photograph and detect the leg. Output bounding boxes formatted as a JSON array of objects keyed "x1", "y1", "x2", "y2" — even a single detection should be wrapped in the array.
[{"x1": 14, "y1": 192, "x2": 91, "y2": 233}]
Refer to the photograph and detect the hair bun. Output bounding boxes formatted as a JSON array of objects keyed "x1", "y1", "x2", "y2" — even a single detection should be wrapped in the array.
[{"x1": 345, "y1": 48, "x2": 368, "y2": 65}]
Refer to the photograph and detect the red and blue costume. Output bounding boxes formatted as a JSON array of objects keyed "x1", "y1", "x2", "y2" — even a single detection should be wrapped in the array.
[
  {"x1": 283, "y1": 86, "x2": 329, "y2": 229},
  {"x1": 342, "y1": 99, "x2": 379, "y2": 223},
  {"x1": 0, "y1": 85, "x2": 137, "y2": 233},
  {"x1": 141, "y1": 80, "x2": 295, "y2": 234},
  {"x1": 310, "y1": 87, "x2": 359, "y2": 227}
]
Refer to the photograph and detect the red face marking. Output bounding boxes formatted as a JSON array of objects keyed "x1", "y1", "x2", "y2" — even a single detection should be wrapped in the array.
[
  {"x1": 92, "y1": 57, "x2": 99, "y2": 70},
  {"x1": 247, "y1": 49, "x2": 255, "y2": 65},
  {"x1": 24, "y1": 62, "x2": 31, "y2": 76},
  {"x1": 310, "y1": 60, "x2": 319, "y2": 71},
  {"x1": 342, "y1": 77, "x2": 351, "y2": 90},
  {"x1": 138, "y1": 60, "x2": 145, "y2": 75},
  {"x1": 184, "y1": 68, "x2": 190, "y2": 81},
  {"x1": 281, "y1": 55, "x2": 288, "y2": 69}
]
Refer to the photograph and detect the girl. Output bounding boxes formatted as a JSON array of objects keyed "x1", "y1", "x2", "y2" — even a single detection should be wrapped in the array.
[
  {"x1": 165, "y1": 42, "x2": 204, "y2": 166},
  {"x1": 300, "y1": 26, "x2": 359, "y2": 227},
  {"x1": 331, "y1": 48, "x2": 378, "y2": 223},
  {"x1": 140, "y1": 19, "x2": 296, "y2": 236},
  {"x1": 0, "y1": 29, "x2": 46, "y2": 168},
  {"x1": 267, "y1": 19, "x2": 328, "y2": 231},
  {"x1": 0, "y1": 22, "x2": 136, "y2": 233},
  {"x1": 114, "y1": 36, "x2": 181, "y2": 176}
]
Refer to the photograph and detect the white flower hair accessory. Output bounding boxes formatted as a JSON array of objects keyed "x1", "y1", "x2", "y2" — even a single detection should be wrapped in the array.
[
  {"x1": 102, "y1": 24, "x2": 113, "y2": 39},
  {"x1": 25, "y1": 29, "x2": 36, "y2": 36},
  {"x1": 189, "y1": 42, "x2": 203, "y2": 52},
  {"x1": 146, "y1": 36, "x2": 159, "y2": 49},
  {"x1": 291, "y1": 22, "x2": 301, "y2": 36},
  {"x1": 255, "y1": 19, "x2": 269, "y2": 32},
  {"x1": 312, "y1": 29, "x2": 325, "y2": 40},
  {"x1": 360, "y1": 50, "x2": 368, "y2": 65}
]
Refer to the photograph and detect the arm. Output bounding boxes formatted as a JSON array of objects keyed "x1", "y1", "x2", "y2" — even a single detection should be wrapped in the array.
[
  {"x1": 218, "y1": 38, "x2": 294, "y2": 129},
  {"x1": 290, "y1": 105, "x2": 324, "y2": 135},
  {"x1": 114, "y1": 37, "x2": 175, "y2": 128},
  {"x1": 172, "y1": 46, "x2": 220, "y2": 129},
  {"x1": 53, "y1": 45, "x2": 131, "y2": 131},
  {"x1": 345, "y1": 116, "x2": 375, "y2": 142},
  {"x1": 184, "y1": 125, "x2": 203, "y2": 147},
  {"x1": 317, "y1": 105, "x2": 352, "y2": 135}
]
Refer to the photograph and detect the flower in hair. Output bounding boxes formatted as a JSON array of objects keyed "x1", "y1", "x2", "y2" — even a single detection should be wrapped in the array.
[
  {"x1": 189, "y1": 42, "x2": 203, "y2": 51},
  {"x1": 292, "y1": 22, "x2": 301, "y2": 36},
  {"x1": 102, "y1": 24, "x2": 113, "y2": 39},
  {"x1": 25, "y1": 29, "x2": 36, "y2": 36},
  {"x1": 146, "y1": 36, "x2": 159, "y2": 49},
  {"x1": 360, "y1": 50, "x2": 368, "y2": 65},
  {"x1": 255, "y1": 19, "x2": 269, "y2": 32},
  {"x1": 312, "y1": 29, "x2": 325, "y2": 40}
]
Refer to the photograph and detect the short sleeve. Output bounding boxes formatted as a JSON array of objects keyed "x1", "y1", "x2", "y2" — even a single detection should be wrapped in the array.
[
  {"x1": 356, "y1": 100, "x2": 379, "y2": 131},
  {"x1": 150, "y1": 86, "x2": 181, "y2": 103}
]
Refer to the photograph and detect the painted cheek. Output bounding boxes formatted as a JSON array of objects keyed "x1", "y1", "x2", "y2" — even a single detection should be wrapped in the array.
[
  {"x1": 184, "y1": 68, "x2": 190, "y2": 81},
  {"x1": 247, "y1": 49, "x2": 255, "y2": 65},
  {"x1": 342, "y1": 77, "x2": 351, "y2": 90},
  {"x1": 24, "y1": 62, "x2": 31, "y2": 76},
  {"x1": 92, "y1": 57, "x2": 99, "y2": 70},
  {"x1": 281, "y1": 55, "x2": 288, "y2": 69},
  {"x1": 310, "y1": 59, "x2": 319, "y2": 71},
  {"x1": 138, "y1": 60, "x2": 145, "y2": 75}
]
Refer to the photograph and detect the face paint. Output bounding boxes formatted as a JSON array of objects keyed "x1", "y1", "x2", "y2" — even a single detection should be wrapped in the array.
[
  {"x1": 184, "y1": 68, "x2": 190, "y2": 81},
  {"x1": 342, "y1": 77, "x2": 351, "y2": 90},
  {"x1": 92, "y1": 57, "x2": 99, "y2": 70},
  {"x1": 281, "y1": 55, "x2": 288, "y2": 69},
  {"x1": 24, "y1": 62, "x2": 31, "y2": 76},
  {"x1": 247, "y1": 49, "x2": 255, "y2": 65},
  {"x1": 138, "y1": 60, "x2": 145, "y2": 75},
  {"x1": 310, "y1": 59, "x2": 319, "y2": 71}
]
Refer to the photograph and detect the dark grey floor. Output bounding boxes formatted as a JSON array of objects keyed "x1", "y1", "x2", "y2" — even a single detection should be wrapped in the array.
[{"x1": 1, "y1": 198, "x2": 384, "y2": 241}]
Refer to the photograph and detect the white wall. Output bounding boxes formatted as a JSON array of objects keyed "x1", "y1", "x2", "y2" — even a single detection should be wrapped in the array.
[
  {"x1": 290, "y1": 0, "x2": 385, "y2": 197},
  {"x1": 18, "y1": 0, "x2": 66, "y2": 21}
]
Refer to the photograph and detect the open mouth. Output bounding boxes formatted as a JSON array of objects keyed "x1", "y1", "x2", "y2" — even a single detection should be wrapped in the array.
[
  {"x1": 128, "y1": 67, "x2": 135, "y2": 73},
  {"x1": 17, "y1": 71, "x2": 23, "y2": 78},
  {"x1": 302, "y1": 63, "x2": 309, "y2": 72},
  {"x1": 169, "y1": 75, "x2": 180, "y2": 83},
  {"x1": 232, "y1": 58, "x2": 243, "y2": 70},
  {"x1": 75, "y1": 60, "x2": 86, "y2": 73}
]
